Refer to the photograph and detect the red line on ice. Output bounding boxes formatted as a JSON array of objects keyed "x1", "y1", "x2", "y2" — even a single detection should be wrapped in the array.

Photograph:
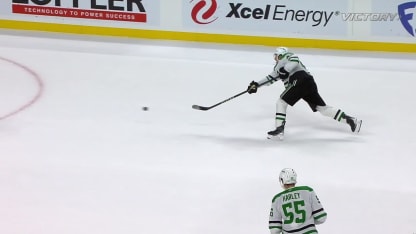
[{"x1": 0, "y1": 57, "x2": 44, "y2": 120}]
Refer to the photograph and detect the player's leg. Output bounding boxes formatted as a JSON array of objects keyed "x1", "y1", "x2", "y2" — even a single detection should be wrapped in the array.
[
  {"x1": 303, "y1": 89, "x2": 362, "y2": 133},
  {"x1": 267, "y1": 98, "x2": 288, "y2": 139},
  {"x1": 315, "y1": 105, "x2": 362, "y2": 132},
  {"x1": 268, "y1": 83, "x2": 302, "y2": 139},
  {"x1": 302, "y1": 77, "x2": 362, "y2": 133}
]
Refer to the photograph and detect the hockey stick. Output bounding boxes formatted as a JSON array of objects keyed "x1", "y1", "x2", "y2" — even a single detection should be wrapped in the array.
[
  {"x1": 192, "y1": 80, "x2": 272, "y2": 111},
  {"x1": 192, "y1": 90, "x2": 247, "y2": 111}
]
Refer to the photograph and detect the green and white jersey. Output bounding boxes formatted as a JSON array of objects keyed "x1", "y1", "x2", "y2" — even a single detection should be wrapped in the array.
[
  {"x1": 269, "y1": 186, "x2": 327, "y2": 234},
  {"x1": 258, "y1": 52, "x2": 309, "y2": 89}
]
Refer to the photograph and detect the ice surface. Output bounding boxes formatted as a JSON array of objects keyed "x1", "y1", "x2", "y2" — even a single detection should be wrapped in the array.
[{"x1": 0, "y1": 31, "x2": 415, "y2": 234}]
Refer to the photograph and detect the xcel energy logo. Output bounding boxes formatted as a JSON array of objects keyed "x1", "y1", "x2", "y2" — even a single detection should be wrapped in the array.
[
  {"x1": 190, "y1": 0, "x2": 218, "y2": 24},
  {"x1": 226, "y1": 3, "x2": 333, "y2": 26},
  {"x1": 190, "y1": 1, "x2": 334, "y2": 27}
]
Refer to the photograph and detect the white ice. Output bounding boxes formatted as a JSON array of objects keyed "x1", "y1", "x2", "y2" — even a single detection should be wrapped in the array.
[{"x1": 0, "y1": 31, "x2": 415, "y2": 234}]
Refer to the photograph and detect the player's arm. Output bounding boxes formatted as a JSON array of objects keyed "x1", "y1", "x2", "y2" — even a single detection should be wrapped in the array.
[
  {"x1": 265, "y1": 64, "x2": 281, "y2": 85},
  {"x1": 259, "y1": 73, "x2": 279, "y2": 86},
  {"x1": 311, "y1": 190, "x2": 327, "y2": 225},
  {"x1": 269, "y1": 201, "x2": 283, "y2": 234},
  {"x1": 247, "y1": 66, "x2": 280, "y2": 94}
]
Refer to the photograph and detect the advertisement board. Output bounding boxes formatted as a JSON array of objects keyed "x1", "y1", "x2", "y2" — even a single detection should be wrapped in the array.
[
  {"x1": 183, "y1": 0, "x2": 349, "y2": 36},
  {"x1": 0, "y1": 0, "x2": 160, "y2": 27},
  {"x1": 0, "y1": 0, "x2": 415, "y2": 52},
  {"x1": 372, "y1": 0, "x2": 416, "y2": 38}
]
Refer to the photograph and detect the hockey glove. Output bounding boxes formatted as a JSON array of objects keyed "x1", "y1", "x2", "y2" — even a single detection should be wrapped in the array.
[
  {"x1": 278, "y1": 67, "x2": 289, "y2": 79},
  {"x1": 247, "y1": 81, "x2": 259, "y2": 94}
]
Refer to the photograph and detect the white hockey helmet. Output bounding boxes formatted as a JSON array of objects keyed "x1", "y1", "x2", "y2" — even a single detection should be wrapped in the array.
[
  {"x1": 279, "y1": 168, "x2": 297, "y2": 185},
  {"x1": 274, "y1": 47, "x2": 289, "y2": 59}
]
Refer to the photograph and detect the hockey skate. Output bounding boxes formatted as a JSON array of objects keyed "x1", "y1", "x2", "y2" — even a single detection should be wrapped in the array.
[
  {"x1": 345, "y1": 115, "x2": 362, "y2": 133},
  {"x1": 267, "y1": 121, "x2": 285, "y2": 140}
]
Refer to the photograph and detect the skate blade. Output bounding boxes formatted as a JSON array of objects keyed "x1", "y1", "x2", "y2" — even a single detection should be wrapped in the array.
[
  {"x1": 267, "y1": 133, "x2": 284, "y2": 141},
  {"x1": 354, "y1": 120, "x2": 362, "y2": 133}
]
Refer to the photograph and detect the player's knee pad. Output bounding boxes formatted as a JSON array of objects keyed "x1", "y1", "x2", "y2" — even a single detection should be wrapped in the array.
[{"x1": 276, "y1": 98, "x2": 288, "y2": 113}]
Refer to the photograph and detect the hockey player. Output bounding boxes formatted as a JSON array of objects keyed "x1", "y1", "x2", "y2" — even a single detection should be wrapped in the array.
[
  {"x1": 247, "y1": 47, "x2": 362, "y2": 140},
  {"x1": 269, "y1": 168, "x2": 327, "y2": 234}
]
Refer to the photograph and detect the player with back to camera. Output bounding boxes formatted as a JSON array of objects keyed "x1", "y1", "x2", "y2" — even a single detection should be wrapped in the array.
[
  {"x1": 247, "y1": 47, "x2": 362, "y2": 140},
  {"x1": 269, "y1": 168, "x2": 327, "y2": 234}
]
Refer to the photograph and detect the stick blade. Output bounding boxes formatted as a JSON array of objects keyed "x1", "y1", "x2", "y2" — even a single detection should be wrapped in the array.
[{"x1": 192, "y1": 105, "x2": 210, "y2": 111}]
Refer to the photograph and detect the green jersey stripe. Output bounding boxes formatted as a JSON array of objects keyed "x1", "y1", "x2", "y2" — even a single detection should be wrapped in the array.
[{"x1": 314, "y1": 213, "x2": 327, "y2": 220}]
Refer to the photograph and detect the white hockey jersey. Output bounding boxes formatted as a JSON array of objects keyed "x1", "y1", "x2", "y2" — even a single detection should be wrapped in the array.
[
  {"x1": 258, "y1": 52, "x2": 309, "y2": 89},
  {"x1": 269, "y1": 186, "x2": 327, "y2": 234}
]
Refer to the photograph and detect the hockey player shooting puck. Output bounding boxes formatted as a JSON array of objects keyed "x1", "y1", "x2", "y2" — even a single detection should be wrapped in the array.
[{"x1": 142, "y1": 106, "x2": 149, "y2": 111}]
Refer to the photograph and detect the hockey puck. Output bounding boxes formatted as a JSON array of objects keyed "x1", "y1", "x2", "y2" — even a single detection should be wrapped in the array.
[{"x1": 142, "y1": 106, "x2": 149, "y2": 111}]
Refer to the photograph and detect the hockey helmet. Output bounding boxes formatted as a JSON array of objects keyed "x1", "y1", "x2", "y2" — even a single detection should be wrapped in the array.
[
  {"x1": 279, "y1": 168, "x2": 297, "y2": 185},
  {"x1": 274, "y1": 47, "x2": 289, "y2": 60}
]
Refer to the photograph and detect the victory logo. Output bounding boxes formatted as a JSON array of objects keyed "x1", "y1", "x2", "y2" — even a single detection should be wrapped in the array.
[{"x1": 190, "y1": 0, "x2": 218, "y2": 24}]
